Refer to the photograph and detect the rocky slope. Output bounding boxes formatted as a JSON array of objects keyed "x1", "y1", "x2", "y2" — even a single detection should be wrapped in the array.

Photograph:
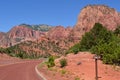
[
  {"x1": 0, "y1": 32, "x2": 5, "y2": 39},
  {"x1": 72, "y1": 5, "x2": 120, "y2": 41},
  {"x1": 47, "y1": 26, "x2": 72, "y2": 40},
  {"x1": 0, "y1": 25, "x2": 46, "y2": 47},
  {"x1": 8, "y1": 25, "x2": 45, "y2": 40}
]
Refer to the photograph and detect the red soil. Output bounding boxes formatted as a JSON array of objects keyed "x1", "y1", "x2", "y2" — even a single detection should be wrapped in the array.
[{"x1": 38, "y1": 52, "x2": 120, "y2": 80}]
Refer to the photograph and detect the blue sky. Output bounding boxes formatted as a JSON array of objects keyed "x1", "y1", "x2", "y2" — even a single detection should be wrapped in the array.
[{"x1": 0, "y1": 0, "x2": 120, "y2": 32}]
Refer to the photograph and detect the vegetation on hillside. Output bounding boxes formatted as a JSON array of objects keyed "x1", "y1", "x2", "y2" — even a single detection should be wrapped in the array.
[
  {"x1": 0, "y1": 40, "x2": 66, "y2": 59},
  {"x1": 67, "y1": 23, "x2": 120, "y2": 65},
  {"x1": 19, "y1": 24, "x2": 53, "y2": 32}
]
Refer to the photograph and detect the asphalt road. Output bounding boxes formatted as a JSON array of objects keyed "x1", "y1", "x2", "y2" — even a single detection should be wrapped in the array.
[{"x1": 0, "y1": 60, "x2": 42, "y2": 80}]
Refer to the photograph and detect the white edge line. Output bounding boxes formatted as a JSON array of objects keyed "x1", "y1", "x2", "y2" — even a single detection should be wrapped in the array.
[{"x1": 35, "y1": 65, "x2": 47, "y2": 80}]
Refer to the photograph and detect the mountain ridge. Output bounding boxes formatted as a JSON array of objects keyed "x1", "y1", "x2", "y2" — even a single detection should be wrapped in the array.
[{"x1": 18, "y1": 24, "x2": 53, "y2": 32}]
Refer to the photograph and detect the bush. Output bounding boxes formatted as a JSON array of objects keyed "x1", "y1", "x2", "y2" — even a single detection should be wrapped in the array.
[
  {"x1": 74, "y1": 77, "x2": 80, "y2": 80},
  {"x1": 60, "y1": 69, "x2": 67, "y2": 75},
  {"x1": 46, "y1": 56, "x2": 55, "y2": 68},
  {"x1": 60, "y1": 58, "x2": 67, "y2": 68},
  {"x1": 0, "y1": 48, "x2": 6, "y2": 53},
  {"x1": 66, "y1": 43, "x2": 80, "y2": 54}
]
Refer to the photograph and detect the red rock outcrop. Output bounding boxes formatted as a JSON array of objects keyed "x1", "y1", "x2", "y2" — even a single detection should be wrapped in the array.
[
  {"x1": 0, "y1": 25, "x2": 46, "y2": 47},
  {"x1": 0, "y1": 32, "x2": 10, "y2": 47},
  {"x1": 47, "y1": 26, "x2": 72, "y2": 40},
  {"x1": 0, "y1": 32, "x2": 6, "y2": 39},
  {"x1": 8, "y1": 25, "x2": 45, "y2": 40},
  {"x1": 72, "y1": 5, "x2": 120, "y2": 41}
]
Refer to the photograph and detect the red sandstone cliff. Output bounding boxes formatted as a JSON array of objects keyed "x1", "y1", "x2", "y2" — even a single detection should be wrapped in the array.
[{"x1": 72, "y1": 5, "x2": 120, "y2": 41}]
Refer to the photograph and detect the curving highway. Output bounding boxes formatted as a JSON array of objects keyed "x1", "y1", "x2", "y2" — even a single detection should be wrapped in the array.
[{"x1": 0, "y1": 60, "x2": 42, "y2": 80}]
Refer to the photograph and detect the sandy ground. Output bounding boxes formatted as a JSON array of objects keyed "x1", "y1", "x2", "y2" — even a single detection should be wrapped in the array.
[{"x1": 38, "y1": 52, "x2": 120, "y2": 80}]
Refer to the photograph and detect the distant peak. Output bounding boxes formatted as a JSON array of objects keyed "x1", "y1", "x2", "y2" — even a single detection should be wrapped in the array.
[
  {"x1": 83, "y1": 4, "x2": 116, "y2": 12},
  {"x1": 17, "y1": 23, "x2": 53, "y2": 32},
  {"x1": 85, "y1": 4, "x2": 113, "y2": 8}
]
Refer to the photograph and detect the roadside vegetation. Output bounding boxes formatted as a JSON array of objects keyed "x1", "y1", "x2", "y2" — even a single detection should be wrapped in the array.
[
  {"x1": 46, "y1": 56, "x2": 55, "y2": 68},
  {"x1": 0, "y1": 45, "x2": 40, "y2": 59},
  {"x1": 67, "y1": 23, "x2": 120, "y2": 66},
  {"x1": 59, "y1": 58, "x2": 67, "y2": 68},
  {"x1": 0, "y1": 40, "x2": 66, "y2": 59}
]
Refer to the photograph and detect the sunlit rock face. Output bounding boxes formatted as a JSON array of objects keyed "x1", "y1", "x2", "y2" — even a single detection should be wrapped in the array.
[{"x1": 72, "y1": 5, "x2": 120, "y2": 41}]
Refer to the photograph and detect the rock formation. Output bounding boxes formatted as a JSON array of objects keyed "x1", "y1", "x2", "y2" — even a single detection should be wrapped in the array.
[
  {"x1": 0, "y1": 25, "x2": 46, "y2": 47},
  {"x1": 47, "y1": 26, "x2": 72, "y2": 40},
  {"x1": 72, "y1": 5, "x2": 120, "y2": 41}
]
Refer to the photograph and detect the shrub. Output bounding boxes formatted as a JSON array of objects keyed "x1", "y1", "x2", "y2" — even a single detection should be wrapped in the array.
[
  {"x1": 60, "y1": 69, "x2": 67, "y2": 75},
  {"x1": 0, "y1": 48, "x2": 6, "y2": 53},
  {"x1": 60, "y1": 58, "x2": 67, "y2": 68},
  {"x1": 46, "y1": 56, "x2": 55, "y2": 68},
  {"x1": 74, "y1": 77, "x2": 80, "y2": 80},
  {"x1": 66, "y1": 43, "x2": 80, "y2": 54}
]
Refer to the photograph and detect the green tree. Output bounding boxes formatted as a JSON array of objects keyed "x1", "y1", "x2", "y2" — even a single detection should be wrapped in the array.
[
  {"x1": 91, "y1": 35, "x2": 120, "y2": 65},
  {"x1": 114, "y1": 26, "x2": 120, "y2": 37},
  {"x1": 79, "y1": 23, "x2": 113, "y2": 51}
]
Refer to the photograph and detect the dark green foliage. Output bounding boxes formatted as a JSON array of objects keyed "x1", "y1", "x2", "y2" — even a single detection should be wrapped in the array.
[
  {"x1": 114, "y1": 26, "x2": 120, "y2": 37},
  {"x1": 0, "y1": 47, "x2": 6, "y2": 53},
  {"x1": 91, "y1": 36, "x2": 120, "y2": 65},
  {"x1": 66, "y1": 43, "x2": 80, "y2": 54},
  {"x1": 60, "y1": 58, "x2": 67, "y2": 68},
  {"x1": 79, "y1": 23, "x2": 113, "y2": 51},
  {"x1": 0, "y1": 43, "x2": 41, "y2": 59},
  {"x1": 16, "y1": 52, "x2": 24, "y2": 58},
  {"x1": 46, "y1": 56, "x2": 55, "y2": 68}
]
